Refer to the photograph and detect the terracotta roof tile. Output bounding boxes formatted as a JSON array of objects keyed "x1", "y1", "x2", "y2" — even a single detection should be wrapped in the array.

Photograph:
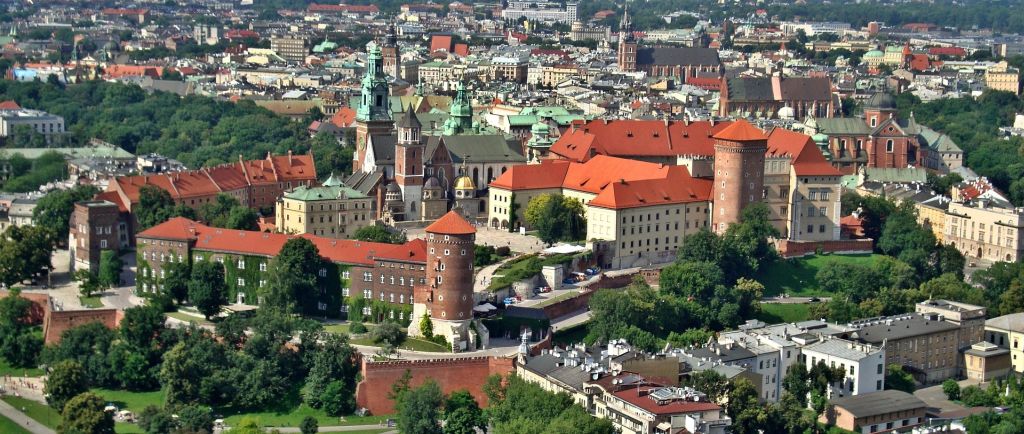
[
  {"x1": 549, "y1": 119, "x2": 732, "y2": 162},
  {"x1": 766, "y1": 128, "x2": 841, "y2": 176},
  {"x1": 713, "y1": 119, "x2": 767, "y2": 141},
  {"x1": 0, "y1": 100, "x2": 21, "y2": 110},
  {"x1": 425, "y1": 211, "x2": 476, "y2": 235}
]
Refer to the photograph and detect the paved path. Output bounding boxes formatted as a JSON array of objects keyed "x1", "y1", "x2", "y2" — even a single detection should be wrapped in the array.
[
  {"x1": 551, "y1": 309, "x2": 591, "y2": 332},
  {"x1": 761, "y1": 296, "x2": 832, "y2": 304},
  {"x1": 0, "y1": 398, "x2": 55, "y2": 434}
]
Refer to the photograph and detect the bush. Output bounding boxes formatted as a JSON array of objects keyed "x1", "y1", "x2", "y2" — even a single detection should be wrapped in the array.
[
  {"x1": 349, "y1": 321, "x2": 367, "y2": 334},
  {"x1": 496, "y1": 246, "x2": 511, "y2": 257},
  {"x1": 942, "y1": 379, "x2": 961, "y2": 401},
  {"x1": 370, "y1": 322, "x2": 405, "y2": 346}
]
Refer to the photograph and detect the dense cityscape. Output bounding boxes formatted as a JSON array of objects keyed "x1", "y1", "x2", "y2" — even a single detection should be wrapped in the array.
[{"x1": 1, "y1": 0, "x2": 1024, "y2": 433}]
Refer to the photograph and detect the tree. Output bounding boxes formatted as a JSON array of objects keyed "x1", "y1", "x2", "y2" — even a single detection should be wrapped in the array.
[
  {"x1": 943, "y1": 378, "x2": 961, "y2": 401},
  {"x1": 178, "y1": 404, "x2": 215, "y2": 433},
  {"x1": 98, "y1": 250, "x2": 123, "y2": 287},
  {"x1": 45, "y1": 360, "x2": 88, "y2": 411},
  {"x1": 683, "y1": 370, "x2": 730, "y2": 403},
  {"x1": 0, "y1": 289, "x2": 43, "y2": 367},
  {"x1": 727, "y1": 378, "x2": 764, "y2": 434},
  {"x1": 137, "y1": 405, "x2": 174, "y2": 434},
  {"x1": 885, "y1": 364, "x2": 916, "y2": 393},
  {"x1": 162, "y1": 261, "x2": 191, "y2": 304},
  {"x1": 226, "y1": 206, "x2": 259, "y2": 230},
  {"x1": 524, "y1": 194, "x2": 586, "y2": 245},
  {"x1": 0, "y1": 225, "x2": 55, "y2": 286},
  {"x1": 32, "y1": 184, "x2": 100, "y2": 245},
  {"x1": 136, "y1": 185, "x2": 177, "y2": 230},
  {"x1": 443, "y1": 390, "x2": 484, "y2": 434},
  {"x1": 265, "y1": 237, "x2": 321, "y2": 314},
  {"x1": 303, "y1": 333, "x2": 359, "y2": 410},
  {"x1": 188, "y1": 261, "x2": 227, "y2": 319},
  {"x1": 300, "y1": 416, "x2": 319, "y2": 434},
  {"x1": 320, "y1": 380, "x2": 356, "y2": 416},
  {"x1": 388, "y1": 369, "x2": 414, "y2": 406},
  {"x1": 419, "y1": 312, "x2": 434, "y2": 338},
  {"x1": 659, "y1": 260, "x2": 724, "y2": 302},
  {"x1": 371, "y1": 321, "x2": 405, "y2": 347},
  {"x1": 782, "y1": 362, "x2": 811, "y2": 407},
  {"x1": 74, "y1": 268, "x2": 103, "y2": 298},
  {"x1": 58, "y1": 392, "x2": 115, "y2": 434},
  {"x1": 119, "y1": 305, "x2": 165, "y2": 352},
  {"x1": 354, "y1": 225, "x2": 406, "y2": 244},
  {"x1": 397, "y1": 380, "x2": 444, "y2": 434}
]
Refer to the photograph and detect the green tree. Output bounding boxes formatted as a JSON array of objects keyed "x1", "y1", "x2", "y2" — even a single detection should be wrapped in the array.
[
  {"x1": 226, "y1": 206, "x2": 259, "y2": 230},
  {"x1": 683, "y1": 370, "x2": 730, "y2": 403},
  {"x1": 524, "y1": 194, "x2": 585, "y2": 244},
  {"x1": 303, "y1": 333, "x2": 359, "y2": 410},
  {"x1": 419, "y1": 311, "x2": 434, "y2": 338},
  {"x1": 659, "y1": 260, "x2": 724, "y2": 302},
  {"x1": 388, "y1": 369, "x2": 414, "y2": 406},
  {"x1": 443, "y1": 390, "x2": 484, "y2": 434},
  {"x1": 0, "y1": 225, "x2": 55, "y2": 286},
  {"x1": 188, "y1": 261, "x2": 227, "y2": 319},
  {"x1": 58, "y1": 392, "x2": 115, "y2": 434},
  {"x1": 74, "y1": 268, "x2": 103, "y2": 298},
  {"x1": 354, "y1": 224, "x2": 406, "y2": 244},
  {"x1": 162, "y1": 261, "x2": 191, "y2": 304},
  {"x1": 265, "y1": 237, "x2": 321, "y2": 314},
  {"x1": 320, "y1": 380, "x2": 356, "y2": 416},
  {"x1": 135, "y1": 185, "x2": 176, "y2": 230},
  {"x1": 943, "y1": 378, "x2": 961, "y2": 401},
  {"x1": 885, "y1": 364, "x2": 916, "y2": 393},
  {"x1": 98, "y1": 250, "x2": 123, "y2": 287},
  {"x1": 45, "y1": 360, "x2": 88, "y2": 411},
  {"x1": 32, "y1": 184, "x2": 100, "y2": 245},
  {"x1": 0, "y1": 289, "x2": 43, "y2": 367},
  {"x1": 371, "y1": 321, "x2": 405, "y2": 347},
  {"x1": 119, "y1": 305, "x2": 165, "y2": 352},
  {"x1": 397, "y1": 380, "x2": 444, "y2": 434},
  {"x1": 178, "y1": 404, "x2": 215, "y2": 433},
  {"x1": 782, "y1": 362, "x2": 811, "y2": 407},
  {"x1": 137, "y1": 405, "x2": 174, "y2": 434},
  {"x1": 300, "y1": 415, "x2": 319, "y2": 434},
  {"x1": 727, "y1": 378, "x2": 764, "y2": 434}
]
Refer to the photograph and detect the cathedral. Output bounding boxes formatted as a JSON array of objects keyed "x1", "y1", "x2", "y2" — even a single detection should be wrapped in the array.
[{"x1": 345, "y1": 43, "x2": 527, "y2": 224}]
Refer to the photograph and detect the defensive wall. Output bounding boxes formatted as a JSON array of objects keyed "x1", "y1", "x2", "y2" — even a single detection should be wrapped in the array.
[{"x1": 355, "y1": 356, "x2": 515, "y2": 415}]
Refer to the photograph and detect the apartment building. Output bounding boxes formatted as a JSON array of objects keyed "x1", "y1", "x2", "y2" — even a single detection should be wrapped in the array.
[
  {"x1": 270, "y1": 36, "x2": 309, "y2": 63},
  {"x1": 800, "y1": 338, "x2": 886, "y2": 398},
  {"x1": 0, "y1": 107, "x2": 65, "y2": 144},
  {"x1": 944, "y1": 198, "x2": 1024, "y2": 263},
  {"x1": 985, "y1": 61, "x2": 1021, "y2": 95},
  {"x1": 983, "y1": 312, "x2": 1024, "y2": 374}
]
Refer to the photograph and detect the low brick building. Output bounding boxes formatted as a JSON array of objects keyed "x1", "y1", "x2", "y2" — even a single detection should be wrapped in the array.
[{"x1": 820, "y1": 390, "x2": 926, "y2": 434}]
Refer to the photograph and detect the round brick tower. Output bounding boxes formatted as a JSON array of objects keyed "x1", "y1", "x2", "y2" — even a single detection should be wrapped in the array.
[
  {"x1": 712, "y1": 120, "x2": 768, "y2": 233},
  {"x1": 424, "y1": 211, "x2": 475, "y2": 321},
  {"x1": 409, "y1": 211, "x2": 486, "y2": 351}
]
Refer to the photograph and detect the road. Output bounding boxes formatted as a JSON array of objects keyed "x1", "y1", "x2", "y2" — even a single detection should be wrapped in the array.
[
  {"x1": 0, "y1": 398, "x2": 55, "y2": 434},
  {"x1": 550, "y1": 309, "x2": 591, "y2": 332}
]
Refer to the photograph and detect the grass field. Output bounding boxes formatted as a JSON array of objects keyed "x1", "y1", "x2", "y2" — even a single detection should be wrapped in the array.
[
  {"x1": 164, "y1": 311, "x2": 213, "y2": 326},
  {"x1": 0, "y1": 358, "x2": 43, "y2": 377},
  {"x1": 350, "y1": 336, "x2": 448, "y2": 352},
  {"x1": 115, "y1": 422, "x2": 144, "y2": 433},
  {"x1": 756, "y1": 254, "x2": 881, "y2": 297},
  {"x1": 222, "y1": 405, "x2": 387, "y2": 428},
  {"x1": 0, "y1": 413, "x2": 31, "y2": 434},
  {"x1": 1, "y1": 396, "x2": 59, "y2": 430},
  {"x1": 91, "y1": 388, "x2": 166, "y2": 412},
  {"x1": 756, "y1": 303, "x2": 814, "y2": 323},
  {"x1": 79, "y1": 296, "x2": 103, "y2": 308}
]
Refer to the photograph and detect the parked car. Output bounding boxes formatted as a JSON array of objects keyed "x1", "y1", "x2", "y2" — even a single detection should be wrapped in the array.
[
  {"x1": 503, "y1": 297, "x2": 517, "y2": 305},
  {"x1": 539, "y1": 286, "x2": 552, "y2": 293}
]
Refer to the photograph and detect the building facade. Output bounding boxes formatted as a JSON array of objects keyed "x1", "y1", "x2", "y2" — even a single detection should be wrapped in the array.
[
  {"x1": 944, "y1": 199, "x2": 1024, "y2": 263},
  {"x1": 0, "y1": 107, "x2": 65, "y2": 144},
  {"x1": 274, "y1": 175, "x2": 373, "y2": 239},
  {"x1": 270, "y1": 36, "x2": 308, "y2": 63},
  {"x1": 984, "y1": 312, "x2": 1024, "y2": 374}
]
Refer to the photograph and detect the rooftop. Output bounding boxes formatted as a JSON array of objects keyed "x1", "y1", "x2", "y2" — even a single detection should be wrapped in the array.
[{"x1": 830, "y1": 390, "x2": 925, "y2": 418}]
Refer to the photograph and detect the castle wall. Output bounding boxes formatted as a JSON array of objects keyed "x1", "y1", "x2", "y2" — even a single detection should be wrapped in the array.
[{"x1": 354, "y1": 356, "x2": 515, "y2": 415}]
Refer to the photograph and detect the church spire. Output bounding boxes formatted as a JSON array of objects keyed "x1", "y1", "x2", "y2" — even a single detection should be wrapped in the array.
[
  {"x1": 356, "y1": 44, "x2": 391, "y2": 122},
  {"x1": 620, "y1": 2, "x2": 633, "y2": 41},
  {"x1": 443, "y1": 78, "x2": 473, "y2": 135}
]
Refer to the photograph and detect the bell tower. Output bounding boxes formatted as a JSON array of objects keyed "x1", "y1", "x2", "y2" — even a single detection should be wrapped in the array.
[
  {"x1": 395, "y1": 104, "x2": 424, "y2": 216},
  {"x1": 354, "y1": 45, "x2": 394, "y2": 173},
  {"x1": 617, "y1": 4, "x2": 637, "y2": 72}
]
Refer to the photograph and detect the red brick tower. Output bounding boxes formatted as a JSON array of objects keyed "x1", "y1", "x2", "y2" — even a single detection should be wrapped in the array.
[
  {"x1": 409, "y1": 211, "x2": 485, "y2": 351},
  {"x1": 712, "y1": 120, "x2": 767, "y2": 233}
]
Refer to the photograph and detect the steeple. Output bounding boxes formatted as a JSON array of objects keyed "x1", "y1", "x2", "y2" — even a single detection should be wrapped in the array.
[
  {"x1": 356, "y1": 44, "x2": 391, "y2": 123},
  {"x1": 443, "y1": 78, "x2": 473, "y2": 135},
  {"x1": 620, "y1": 3, "x2": 634, "y2": 41},
  {"x1": 617, "y1": 2, "x2": 637, "y2": 72}
]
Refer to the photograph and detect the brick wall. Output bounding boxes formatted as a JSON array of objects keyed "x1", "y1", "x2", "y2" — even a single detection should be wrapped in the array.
[
  {"x1": 776, "y1": 239, "x2": 874, "y2": 258},
  {"x1": 43, "y1": 308, "x2": 121, "y2": 344},
  {"x1": 355, "y1": 356, "x2": 515, "y2": 415},
  {"x1": 0, "y1": 291, "x2": 50, "y2": 324}
]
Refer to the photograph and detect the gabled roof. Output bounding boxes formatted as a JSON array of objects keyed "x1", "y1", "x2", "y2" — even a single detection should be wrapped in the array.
[
  {"x1": 0, "y1": 100, "x2": 21, "y2": 110},
  {"x1": 588, "y1": 167, "x2": 711, "y2": 210},
  {"x1": 488, "y1": 159, "x2": 570, "y2": 190},
  {"x1": 426, "y1": 135, "x2": 525, "y2": 164},
  {"x1": 425, "y1": 211, "x2": 475, "y2": 235},
  {"x1": 138, "y1": 217, "x2": 423, "y2": 266},
  {"x1": 636, "y1": 47, "x2": 721, "y2": 67},
  {"x1": 549, "y1": 119, "x2": 732, "y2": 162},
  {"x1": 766, "y1": 128, "x2": 841, "y2": 176}
]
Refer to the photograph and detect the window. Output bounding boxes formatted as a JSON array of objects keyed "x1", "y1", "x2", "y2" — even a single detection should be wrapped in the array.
[
  {"x1": 342, "y1": 288, "x2": 350, "y2": 297},
  {"x1": 877, "y1": 364, "x2": 883, "y2": 374},
  {"x1": 342, "y1": 271, "x2": 350, "y2": 279},
  {"x1": 820, "y1": 190, "x2": 830, "y2": 200},
  {"x1": 807, "y1": 225, "x2": 814, "y2": 233},
  {"x1": 819, "y1": 207, "x2": 827, "y2": 216},
  {"x1": 237, "y1": 278, "x2": 245, "y2": 287},
  {"x1": 886, "y1": 140, "x2": 894, "y2": 153},
  {"x1": 363, "y1": 289, "x2": 372, "y2": 298},
  {"x1": 260, "y1": 262, "x2": 267, "y2": 272},
  {"x1": 363, "y1": 272, "x2": 372, "y2": 282},
  {"x1": 819, "y1": 224, "x2": 826, "y2": 233},
  {"x1": 195, "y1": 254, "x2": 203, "y2": 262},
  {"x1": 238, "y1": 260, "x2": 245, "y2": 270},
  {"x1": 807, "y1": 206, "x2": 816, "y2": 217},
  {"x1": 260, "y1": 280, "x2": 266, "y2": 288},
  {"x1": 379, "y1": 292, "x2": 385, "y2": 301},
  {"x1": 100, "y1": 239, "x2": 107, "y2": 249},
  {"x1": 319, "y1": 268, "x2": 327, "y2": 277}
]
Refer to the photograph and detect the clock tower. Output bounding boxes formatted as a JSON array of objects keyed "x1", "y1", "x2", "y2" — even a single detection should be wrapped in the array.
[{"x1": 354, "y1": 45, "x2": 394, "y2": 173}]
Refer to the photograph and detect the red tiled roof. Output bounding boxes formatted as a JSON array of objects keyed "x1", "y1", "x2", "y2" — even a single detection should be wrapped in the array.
[
  {"x1": 488, "y1": 159, "x2": 571, "y2": 190},
  {"x1": 588, "y1": 167, "x2": 711, "y2": 210},
  {"x1": 766, "y1": 128, "x2": 840, "y2": 176},
  {"x1": 928, "y1": 47, "x2": 966, "y2": 57},
  {"x1": 138, "y1": 218, "x2": 424, "y2": 266},
  {"x1": 713, "y1": 119, "x2": 767, "y2": 141},
  {"x1": 0, "y1": 100, "x2": 21, "y2": 110},
  {"x1": 453, "y1": 43, "x2": 470, "y2": 57},
  {"x1": 611, "y1": 387, "x2": 721, "y2": 416},
  {"x1": 425, "y1": 211, "x2": 476, "y2": 235},
  {"x1": 330, "y1": 106, "x2": 356, "y2": 127},
  {"x1": 909, "y1": 54, "x2": 935, "y2": 71},
  {"x1": 430, "y1": 35, "x2": 454, "y2": 52},
  {"x1": 225, "y1": 30, "x2": 260, "y2": 40},
  {"x1": 104, "y1": 64, "x2": 163, "y2": 79},
  {"x1": 549, "y1": 119, "x2": 732, "y2": 162},
  {"x1": 687, "y1": 77, "x2": 721, "y2": 91},
  {"x1": 95, "y1": 190, "x2": 128, "y2": 213},
  {"x1": 308, "y1": 4, "x2": 379, "y2": 13}
]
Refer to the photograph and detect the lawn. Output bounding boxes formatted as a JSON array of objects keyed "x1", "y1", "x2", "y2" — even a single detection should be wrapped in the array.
[
  {"x1": 0, "y1": 358, "x2": 43, "y2": 377},
  {"x1": 350, "y1": 336, "x2": 448, "y2": 352},
  {"x1": 79, "y1": 295, "x2": 103, "y2": 308},
  {"x1": 0, "y1": 413, "x2": 31, "y2": 434},
  {"x1": 115, "y1": 422, "x2": 144, "y2": 433},
  {"x1": 756, "y1": 303, "x2": 814, "y2": 324},
  {"x1": 222, "y1": 405, "x2": 388, "y2": 428},
  {"x1": 488, "y1": 253, "x2": 578, "y2": 291},
  {"x1": 756, "y1": 254, "x2": 881, "y2": 297},
  {"x1": 1, "y1": 396, "x2": 59, "y2": 430},
  {"x1": 91, "y1": 388, "x2": 166, "y2": 412},
  {"x1": 533, "y1": 290, "x2": 580, "y2": 308}
]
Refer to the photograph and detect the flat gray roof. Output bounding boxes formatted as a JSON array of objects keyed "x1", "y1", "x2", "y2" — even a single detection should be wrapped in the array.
[{"x1": 831, "y1": 390, "x2": 925, "y2": 417}]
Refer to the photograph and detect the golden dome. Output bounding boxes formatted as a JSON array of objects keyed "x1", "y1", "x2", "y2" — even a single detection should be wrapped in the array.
[{"x1": 454, "y1": 175, "x2": 476, "y2": 190}]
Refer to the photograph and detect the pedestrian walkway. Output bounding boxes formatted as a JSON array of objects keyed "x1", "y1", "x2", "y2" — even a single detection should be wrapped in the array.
[{"x1": 0, "y1": 398, "x2": 55, "y2": 434}]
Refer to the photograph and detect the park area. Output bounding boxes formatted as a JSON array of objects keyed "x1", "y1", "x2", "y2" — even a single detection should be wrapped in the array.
[{"x1": 755, "y1": 253, "x2": 883, "y2": 297}]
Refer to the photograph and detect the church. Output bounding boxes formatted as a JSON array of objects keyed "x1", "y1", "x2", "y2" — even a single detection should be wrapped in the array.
[
  {"x1": 345, "y1": 44, "x2": 527, "y2": 224},
  {"x1": 616, "y1": 5, "x2": 723, "y2": 83}
]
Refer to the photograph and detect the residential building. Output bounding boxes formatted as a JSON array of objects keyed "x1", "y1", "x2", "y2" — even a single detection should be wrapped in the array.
[
  {"x1": 586, "y1": 375, "x2": 730, "y2": 434},
  {"x1": 274, "y1": 174, "x2": 373, "y2": 239},
  {"x1": 985, "y1": 61, "x2": 1021, "y2": 95},
  {"x1": 800, "y1": 338, "x2": 886, "y2": 398},
  {"x1": 270, "y1": 36, "x2": 308, "y2": 63},
  {"x1": 501, "y1": 1, "x2": 578, "y2": 24},
  {"x1": 964, "y1": 341, "x2": 1012, "y2": 381},
  {"x1": 820, "y1": 390, "x2": 927, "y2": 434},
  {"x1": 68, "y1": 200, "x2": 125, "y2": 272},
  {"x1": 569, "y1": 21, "x2": 610, "y2": 42},
  {"x1": 984, "y1": 312, "x2": 1024, "y2": 374},
  {"x1": 944, "y1": 197, "x2": 1024, "y2": 263},
  {"x1": 0, "y1": 106, "x2": 65, "y2": 144},
  {"x1": 135, "y1": 217, "x2": 426, "y2": 320}
]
